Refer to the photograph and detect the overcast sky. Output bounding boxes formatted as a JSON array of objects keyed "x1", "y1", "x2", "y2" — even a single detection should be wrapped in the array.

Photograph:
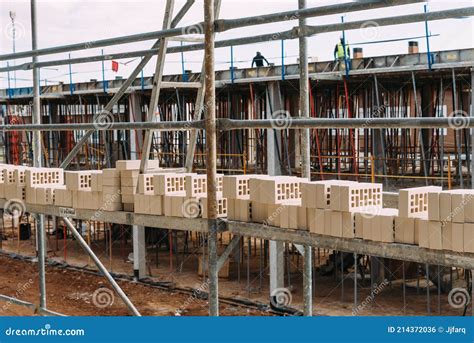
[{"x1": 0, "y1": 0, "x2": 473, "y2": 89}]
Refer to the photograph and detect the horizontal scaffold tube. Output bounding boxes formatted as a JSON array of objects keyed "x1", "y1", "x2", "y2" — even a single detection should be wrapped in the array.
[
  {"x1": 2, "y1": 118, "x2": 474, "y2": 131},
  {"x1": 0, "y1": 0, "x2": 423, "y2": 62}
]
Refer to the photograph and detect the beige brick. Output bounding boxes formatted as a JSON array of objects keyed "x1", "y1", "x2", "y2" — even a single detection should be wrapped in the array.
[
  {"x1": 223, "y1": 175, "x2": 255, "y2": 200},
  {"x1": 451, "y1": 192, "x2": 466, "y2": 223},
  {"x1": 324, "y1": 209, "x2": 332, "y2": 236},
  {"x1": 464, "y1": 223, "x2": 474, "y2": 253},
  {"x1": 25, "y1": 186, "x2": 37, "y2": 204},
  {"x1": 330, "y1": 210, "x2": 343, "y2": 237},
  {"x1": 116, "y1": 160, "x2": 141, "y2": 170},
  {"x1": 266, "y1": 204, "x2": 282, "y2": 227},
  {"x1": 185, "y1": 174, "x2": 207, "y2": 198},
  {"x1": 121, "y1": 177, "x2": 138, "y2": 187},
  {"x1": 227, "y1": 199, "x2": 237, "y2": 220},
  {"x1": 394, "y1": 216, "x2": 415, "y2": 244},
  {"x1": 297, "y1": 206, "x2": 308, "y2": 231},
  {"x1": 439, "y1": 192, "x2": 452, "y2": 223},
  {"x1": 120, "y1": 186, "x2": 136, "y2": 195},
  {"x1": 463, "y1": 193, "x2": 474, "y2": 222},
  {"x1": 138, "y1": 174, "x2": 155, "y2": 195},
  {"x1": 442, "y1": 222, "x2": 453, "y2": 251},
  {"x1": 279, "y1": 204, "x2": 299, "y2": 230},
  {"x1": 25, "y1": 168, "x2": 64, "y2": 187},
  {"x1": 354, "y1": 212, "x2": 364, "y2": 238},
  {"x1": 258, "y1": 177, "x2": 301, "y2": 204},
  {"x1": 399, "y1": 186, "x2": 442, "y2": 218},
  {"x1": 417, "y1": 219, "x2": 429, "y2": 248},
  {"x1": 65, "y1": 171, "x2": 99, "y2": 190},
  {"x1": 342, "y1": 211, "x2": 355, "y2": 238},
  {"x1": 428, "y1": 221, "x2": 443, "y2": 250},
  {"x1": 0, "y1": 183, "x2": 5, "y2": 199},
  {"x1": 103, "y1": 190, "x2": 121, "y2": 203},
  {"x1": 102, "y1": 168, "x2": 121, "y2": 179},
  {"x1": 427, "y1": 192, "x2": 440, "y2": 221},
  {"x1": 91, "y1": 173, "x2": 103, "y2": 191},
  {"x1": 452, "y1": 223, "x2": 464, "y2": 253},
  {"x1": 150, "y1": 195, "x2": 163, "y2": 215},
  {"x1": 104, "y1": 202, "x2": 123, "y2": 211},
  {"x1": 5, "y1": 184, "x2": 25, "y2": 200},
  {"x1": 154, "y1": 174, "x2": 194, "y2": 195},
  {"x1": 373, "y1": 208, "x2": 398, "y2": 243},
  {"x1": 337, "y1": 182, "x2": 383, "y2": 212},
  {"x1": 362, "y1": 216, "x2": 373, "y2": 241},
  {"x1": 251, "y1": 202, "x2": 267, "y2": 223},
  {"x1": 121, "y1": 194, "x2": 135, "y2": 204},
  {"x1": 200, "y1": 197, "x2": 227, "y2": 219},
  {"x1": 308, "y1": 208, "x2": 325, "y2": 235},
  {"x1": 120, "y1": 170, "x2": 139, "y2": 178},
  {"x1": 308, "y1": 208, "x2": 325, "y2": 234},
  {"x1": 237, "y1": 199, "x2": 252, "y2": 222},
  {"x1": 55, "y1": 188, "x2": 73, "y2": 207},
  {"x1": 123, "y1": 203, "x2": 134, "y2": 212},
  {"x1": 102, "y1": 177, "x2": 121, "y2": 187}
]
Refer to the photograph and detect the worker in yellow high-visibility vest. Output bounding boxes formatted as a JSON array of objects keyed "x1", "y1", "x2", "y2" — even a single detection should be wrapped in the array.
[{"x1": 334, "y1": 37, "x2": 351, "y2": 70}]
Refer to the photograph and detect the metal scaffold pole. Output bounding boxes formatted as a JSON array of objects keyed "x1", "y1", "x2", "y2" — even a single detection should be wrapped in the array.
[
  {"x1": 298, "y1": 0, "x2": 312, "y2": 317},
  {"x1": 204, "y1": 0, "x2": 219, "y2": 317},
  {"x1": 62, "y1": 218, "x2": 141, "y2": 316},
  {"x1": 31, "y1": 0, "x2": 46, "y2": 311}
]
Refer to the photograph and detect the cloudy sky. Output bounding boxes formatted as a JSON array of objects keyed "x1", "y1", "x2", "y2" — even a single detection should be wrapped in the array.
[{"x1": 0, "y1": 0, "x2": 473, "y2": 89}]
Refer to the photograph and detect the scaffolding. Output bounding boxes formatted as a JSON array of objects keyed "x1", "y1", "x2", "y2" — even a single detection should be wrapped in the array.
[{"x1": 0, "y1": 0, "x2": 473, "y2": 317}]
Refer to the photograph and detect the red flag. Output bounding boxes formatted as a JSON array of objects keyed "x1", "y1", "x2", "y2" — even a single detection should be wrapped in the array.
[{"x1": 111, "y1": 61, "x2": 119, "y2": 72}]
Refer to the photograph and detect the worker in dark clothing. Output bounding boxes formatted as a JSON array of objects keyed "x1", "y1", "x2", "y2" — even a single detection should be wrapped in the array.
[{"x1": 252, "y1": 52, "x2": 270, "y2": 67}]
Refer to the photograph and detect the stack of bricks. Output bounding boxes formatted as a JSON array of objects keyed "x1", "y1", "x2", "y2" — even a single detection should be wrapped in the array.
[
  {"x1": 248, "y1": 175, "x2": 305, "y2": 230},
  {"x1": 117, "y1": 161, "x2": 140, "y2": 212},
  {"x1": 395, "y1": 186, "x2": 442, "y2": 248},
  {"x1": 224, "y1": 175, "x2": 255, "y2": 222},
  {"x1": 63, "y1": 170, "x2": 102, "y2": 210},
  {"x1": 186, "y1": 174, "x2": 226, "y2": 219},
  {"x1": 305, "y1": 180, "x2": 384, "y2": 239},
  {"x1": 3, "y1": 165, "x2": 28, "y2": 201},
  {"x1": 101, "y1": 168, "x2": 122, "y2": 211},
  {"x1": 25, "y1": 167, "x2": 65, "y2": 205},
  {"x1": 426, "y1": 189, "x2": 474, "y2": 253},
  {"x1": 134, "y1": 172, "x2": 165, "y2": 215},
  {"x1": 154, "y1": 173, "x2": 194, "y2": 217},
  {"x1": 116, "y1": 160, "x2": 162, "y2": 212}
]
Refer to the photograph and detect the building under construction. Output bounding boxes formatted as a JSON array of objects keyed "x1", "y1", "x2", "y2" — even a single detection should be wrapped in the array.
[{"x1": 0, "y1": 0, "x2": 473, "y2": 317}]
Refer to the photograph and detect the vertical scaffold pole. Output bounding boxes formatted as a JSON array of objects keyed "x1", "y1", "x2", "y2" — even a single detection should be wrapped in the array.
[
  {"x1": 298, "y1": 0, "x2": 312, "y2": 317},
  {"x1": 204, "y1": 0, "x2": 219, "y2": 317}
]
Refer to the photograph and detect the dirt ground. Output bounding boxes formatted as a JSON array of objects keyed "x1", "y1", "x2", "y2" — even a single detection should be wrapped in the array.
[{"x1": 0, "y1": 226, "x2": 470, "y2": 317}]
